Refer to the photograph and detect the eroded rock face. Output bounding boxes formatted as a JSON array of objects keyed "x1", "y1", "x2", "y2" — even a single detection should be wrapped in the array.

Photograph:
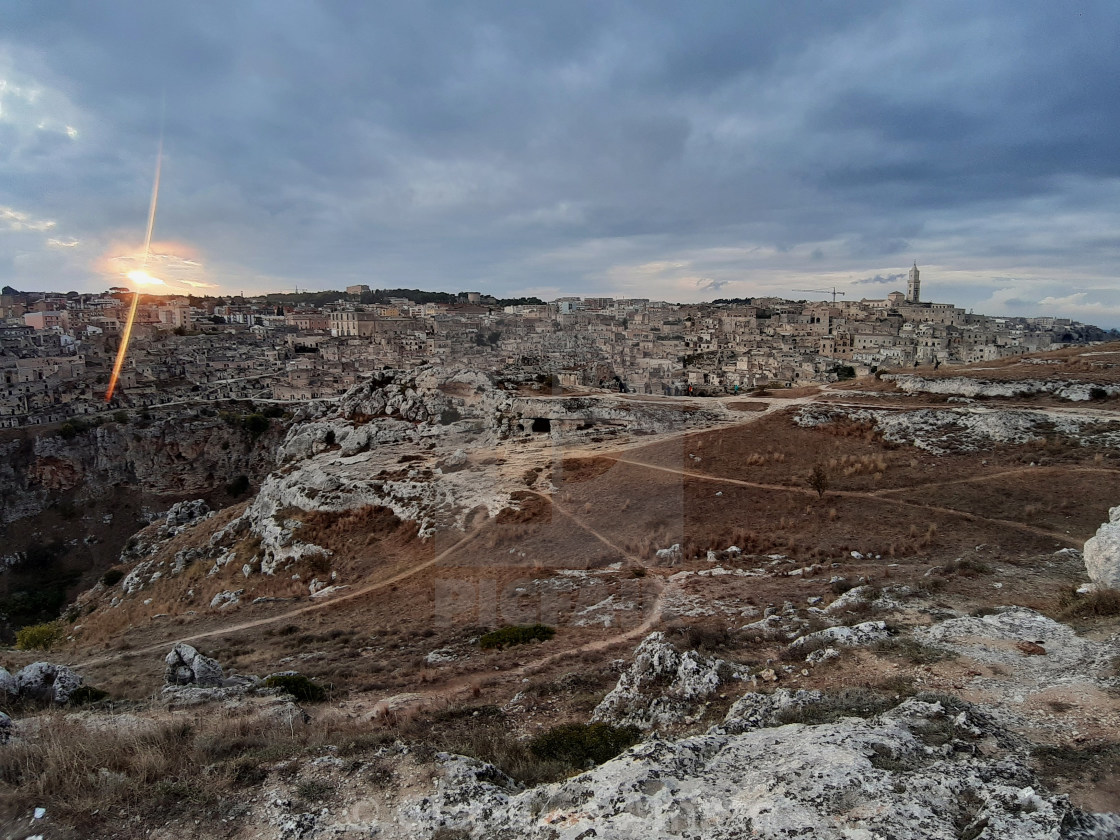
[
  {"x1": 16, "y1": 662, "x2": 83, "y2": 704},
  {"x1": 406, "y1": 697, "x2": 1116, "y2": 840},
  {"x1": 1084, "y1": 506, "x2": 1120, "y2": 589},
  {"x1": 164, "y1": 643, "x2": 224, "y2": 688},
  {"x1": 592, "y1": 632, "x2": 744, "y2": 729},
  {"x1": 795, "y1": 404, "x2": 1120, "y2": 454},
  {"x1": 1, "y1": 416, "x2": 283, "y2": 527},
  {"x1": 887, "y1": 374, "x2": 1120, "y2": 402}
]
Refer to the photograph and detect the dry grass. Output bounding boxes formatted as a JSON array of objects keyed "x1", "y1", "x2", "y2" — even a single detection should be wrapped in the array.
[
  {"x1": 826, "y1": 453, "x2": 888, "y2": 477},
  {"x1": 0, "y1": 705, "x2": 370, "y2": 828},
  {"x1": 1057, "y1": 586, "x2": 1120, "y2": 620}
]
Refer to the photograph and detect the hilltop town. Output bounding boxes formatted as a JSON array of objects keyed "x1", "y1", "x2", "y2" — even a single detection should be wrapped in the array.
[{"x1": 2, "y1": 265, "x2": 1112, "y2": 428}]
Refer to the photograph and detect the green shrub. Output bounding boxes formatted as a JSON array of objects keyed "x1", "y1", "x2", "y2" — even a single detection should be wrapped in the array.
[
  {"x1": 261, "y1": 673, "x2": 327, "y2": 703},
  {"x1": 528, "y1": 722, "x2": 641, "y2": 767},
  {"x1": 294, "y1": 779, "x2": 333, "y2": 802},
  {"x1": 323, "y1": 429, "x2": 336, "y2": 446},
  {"x1": 58, "y1": 422, "x2": 79, "y2": 440},
  {"x1": 100, "y1": 568, "x2": 125, "y2": 587},
  {"x1": 113, "y1": 410, "x2": 130, "y2": 424},
  {"x1": 479, "y1": 624, "x2": 555, "y2": 650},
  {"x1": 241, "y1": 414, "x2": 270, "y2": 439},
  {"x1": 15, "y1": 621, "x2": 64, "y2": 651},
  {"x1": 440, "y1": 407, "x2": 462, "y2": 426}
]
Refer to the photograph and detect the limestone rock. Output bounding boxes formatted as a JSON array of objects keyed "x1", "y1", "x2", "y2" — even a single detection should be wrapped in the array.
[
  {"x1": 795, "y1": 403, "x2": 1120, "y2": 455},
  {"x1": 591, "y1": 631, "x2": 743, "y2": 729},
  {"x1": 790, "y1": 620, "x2": 890, "y2": 651},
  {"x1": 0, "y1": 666, "x2": 17, "y2": 699},
  {"x1": 1084, "y1": 505, "x2": 1120, "y2": 589},
  {"x1": 914, "y1": 607, "x2": 1120, "y2": 707},
  {"x1": 406, "y1": 697, "x2": 1108, "y2": 840},
  {"x1": 164, "y1": 499, "x2": 210, "y2": 527},
  {"x1": 713, "y1": 688, "x2": 824, "y2": 734},
  {"x1": 164, "y1": 643, "x2": 224, "y2": 687},
  {"x1": 210, "y1": 589, "x2": 244, "y2": 609},
  {"x1": 16, "y1": 662, "x2": 83, "y2": 704}
]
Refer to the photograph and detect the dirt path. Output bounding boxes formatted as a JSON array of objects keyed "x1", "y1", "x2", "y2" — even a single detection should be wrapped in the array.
[
  {"x1": 553, "y1": 390, "x2": 820, "y2": 461},
  {"x1": 72, "y1": 384, "x2": 1093, "y2": 680},
  {"x1": 76, "y1": 524, "x2": 488, "y2": 668},
  {"x1": 368, "y1": 577, "x2": 674, "y2": 719},
  {"x1": 75, "y1": 481, "x2": 673, "y2": 684},
  {"x1": 870, "y1": 464, "x2": 1120, "y2": 498},
  {"x1": 613, "y1": 455, "x2": 1082, "y2": 546}
]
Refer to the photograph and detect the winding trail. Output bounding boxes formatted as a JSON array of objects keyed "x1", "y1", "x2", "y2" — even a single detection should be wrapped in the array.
[
  {"x1": 76, "y1": 484, "x2": 674, "y2": 680},
  {"x1": 613, "y1": 455, "x2": 1083, "y2": 546},
  {"x1": 73, "y1": 383, "x2": 1106, "y2": 684},
  {"x1": 77, "y1": 524, "x2": 487, "y2": 669}
]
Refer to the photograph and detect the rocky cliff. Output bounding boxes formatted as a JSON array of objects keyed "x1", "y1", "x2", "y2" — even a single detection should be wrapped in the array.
[{"x1": 0, "y1": 412, "x2": 285, "y2": 528}]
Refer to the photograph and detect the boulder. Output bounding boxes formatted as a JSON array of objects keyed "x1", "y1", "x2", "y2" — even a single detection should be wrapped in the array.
[
  {"x1": 654, "y1": 544, "x2": 682, "y2": 564},
  {"x1": 15, "y1": 662, "x2": 83, "y2": 704},
  {"x1": 592, "y1": 631, "x2": 744, "y2": 729},
  {"x1": 1084, "y1": 505, "x2": 1120, "y2": 589},
  {"x1": 164, "y1": 643, "x2": 224, "y2": 687},
  {"x1": 0, "y1": 666, "x2": 17, "y2": 699},
  {"x1": 714, "y1": 688, "x2": 824, "y2": 734},
  {"x1": 789, "y1": 620, "x2": 890, "y2": 651},
  {"x1": 209, "y1": 589, "x2": 244, "y2": 609},
  {"x1": 0, "y1": 711, "x2": 11, "y2": 743},
  {"x1": 164, "y1": 499, "x2": 210, "y2": 527}
]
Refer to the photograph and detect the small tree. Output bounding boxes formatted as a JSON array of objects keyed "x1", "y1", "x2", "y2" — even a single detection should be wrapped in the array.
[{"x1": 808, "y1": 464, "x2": 829, "y2": 499}]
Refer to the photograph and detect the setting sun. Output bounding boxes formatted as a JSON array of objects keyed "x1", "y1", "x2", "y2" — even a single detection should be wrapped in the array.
[{"x1": 126, "y1": 269, "x2": 166, "y2": 287}]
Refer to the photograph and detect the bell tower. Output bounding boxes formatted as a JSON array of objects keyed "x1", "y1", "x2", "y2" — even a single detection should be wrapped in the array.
[{"x1": 907, "y1": 262, "x2": 920, "y2": 303}]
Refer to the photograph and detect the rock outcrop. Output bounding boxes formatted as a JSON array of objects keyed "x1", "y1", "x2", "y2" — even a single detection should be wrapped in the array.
[
  {"x1": 0, "y1": 413, "x2": 284, "y2": 528},
  {"x1": 789, "y1": 620, "x2": 890, "y2": 652},
  {"x1": 164, "y1": 643, "x2": 224, "y2": 688},
  {"x1": 406, "y1": 696, "x2": 1119, "y2": 839},
  {"x1": 796, "y1": 403, "x2": 1120, "y2": 454},
  {"x1": 886, "y1": 374, "x2": 1120, "y2": 402},
  {"x1": 592, "y1": 632, "x2": 744, "y2": 729},
  {"x1": 915, "y1": 607, "x2": 1120, "y2": 710},
  {"x1": 1083, "y1": 506, "x2": 1120, "y2": 589},
  {"x1": 15, "y1": 662, "x2": 83, "y2": 704}
]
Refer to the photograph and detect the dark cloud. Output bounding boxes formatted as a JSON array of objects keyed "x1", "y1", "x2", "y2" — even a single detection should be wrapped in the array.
[
  {"x1": 854, "y1": 273, "x2": 905, "y2": 286},
  {"x1": 694, "y1": 277, "x2": 729, "y2": 292},
  {"x1": 1, "y1": 2, "x2": 1119, "y2": 325}
]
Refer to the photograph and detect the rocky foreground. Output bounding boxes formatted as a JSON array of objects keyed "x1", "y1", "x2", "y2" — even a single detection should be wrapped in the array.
[
  {"x1": 4, "y1": 603, "x2": 1117, "y2": 839},
  {"x1": 406, "y1": 695, "x2": 1116, "y2": 840},
  {"x1": 7, "y1": 363, "x2": 1120, "y2": 838}
]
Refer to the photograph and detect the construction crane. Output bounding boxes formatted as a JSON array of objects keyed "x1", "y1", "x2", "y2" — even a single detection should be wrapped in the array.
[{"x1": 794, "y1": 287, "x2": 847, "y2": 304}]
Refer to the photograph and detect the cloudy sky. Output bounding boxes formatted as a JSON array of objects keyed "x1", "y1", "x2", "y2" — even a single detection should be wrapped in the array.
[{"x1": 2, "y1": 2, "x2": 1119, "y2": 324}]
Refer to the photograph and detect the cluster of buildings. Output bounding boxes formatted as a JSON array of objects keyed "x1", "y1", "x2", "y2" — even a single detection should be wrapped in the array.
[{"x1": 0, "y1": 267, "x2": 1106, "y2": 428}]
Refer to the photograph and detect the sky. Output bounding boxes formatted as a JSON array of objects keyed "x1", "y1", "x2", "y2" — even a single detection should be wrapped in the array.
[{"x1": 2, "y1": 2, "x2": 1119, "y2": 325}]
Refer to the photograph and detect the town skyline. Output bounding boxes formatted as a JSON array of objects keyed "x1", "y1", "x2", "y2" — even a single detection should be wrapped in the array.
[{"x1": 3, "y1": 4, "x2": 1119, "y2": 326}]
